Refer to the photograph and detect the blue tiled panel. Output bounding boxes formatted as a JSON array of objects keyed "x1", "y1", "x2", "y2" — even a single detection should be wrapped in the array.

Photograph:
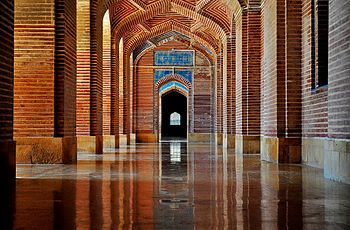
[
  {"x1": 154, "y1": 69, "x2": 193, "y2": 83},
  {"x1": 154, "y1": 69, "x2": 173, "y2": 82},
  {"x1": 154, "y1": 50, "x2": 194, "y2": 66},
  {"x1": 175, "y1": 70, "x2": 193, "y2": 83}
]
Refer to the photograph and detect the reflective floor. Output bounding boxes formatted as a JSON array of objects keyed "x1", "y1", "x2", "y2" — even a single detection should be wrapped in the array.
[{"x1": 11, "y1": 142, "x2": 350, "y2": 229}]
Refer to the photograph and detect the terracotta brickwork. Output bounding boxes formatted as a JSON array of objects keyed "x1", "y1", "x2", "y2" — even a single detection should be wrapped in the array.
[
  {"x1": 14, "y1": 0, "x2": 55, "y2": 137},
  {"x1": 236, "y1": 8, "x2": 261, "y2": 136},
  {"x1": 134, "y1": 40, "x2": 212, "y2": 135},
  {"x1": 328, "y1": 0, "x2": 350, "y2": 139},
  {"x1": 0, "y1": 0, "x2": 14, "y2": 142},
  {"x1": 103, "y1": 11, "x2": 111, "y2": 135},
  {"x1": 77, "y1": 0, "x2": 91, "y2": 136},
  {"x1": 54, "y1": 0, "x2": 77, "y2": 137}
]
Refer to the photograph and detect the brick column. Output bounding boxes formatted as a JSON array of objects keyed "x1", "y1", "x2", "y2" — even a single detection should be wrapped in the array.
[
  {"x1": 226, "y1": 32, "x2": 236, "y2": 148},
  {"x1": 54, "y1": 0, "x2": 77, "y2": 163},
  {"x1": 325, "y1": 0, "x2": 350, "y2": 183},
  {"x1": 214, "y1": 48, "x2": 223, "y2": 145},
  {"x1": 0, "y1": 0, "x2": 16, "y2": 186},
  {"x1": 261, "y1": 0, "x2": 302, "y2": 163},
  {"x1": 111, "y1": 38, "x2": 120, "y2": 147},
  {"x1": 235, "y1": 7, "x2": 261, "y2": 154},
  {"x1": 14, "y1": 0, "x2": 77, "y2": 163},
  {"x1": 90, "y1": 3, "x2": 103, "y2": 154}
]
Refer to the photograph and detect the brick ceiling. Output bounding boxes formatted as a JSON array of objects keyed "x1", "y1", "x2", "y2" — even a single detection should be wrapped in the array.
[{"x1": 107, "y1": 0, "x2": 237, "y2": 58}]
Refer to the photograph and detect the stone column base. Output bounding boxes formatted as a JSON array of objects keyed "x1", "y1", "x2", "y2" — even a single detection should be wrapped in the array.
[
  {"x1": 188, "y1": 133, "x2": 211, "y2": 143},
  {"x1": 77, "y1": 136, "x2": 103, "y2": 154},
  {"x1": 215, "y1": 133, "x2": 223, "y2": 145},
  {"x1": 0, "y1": 140, "x2": 16, "y2": 183},
  {"x1": 227, "y1": 134, "x2": 235, "y2": 148},
  {"x1": 127, "y1": 133, "x2": 136, "y2": 144},
  {"x1": 136, "y1": 134, "x2": 158, "y2": 143},
  {"x1": 16, "y1": 137, "x2": 77, "y2": 164},
  {"x1": 261, "y1": 136, "x2": 301, "y2": 163},
  {"x1": 119, "y1": 134, "x2": 128, "y2": 145},
  {"x1": 324, "y1": 139, "x2": 350, "y2": 184},
  {"x1": 235, "y1": 135, "x2": 260, "y2": 154},
  {"x1": 103, "y1": 135, "x2": 115, "y2": 148}
]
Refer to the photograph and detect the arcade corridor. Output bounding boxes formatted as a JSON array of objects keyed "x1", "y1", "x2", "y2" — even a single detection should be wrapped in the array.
[
  {"x1": 13, "y1": 142, "x2": 350, "y2": 229},
  {"x1": 1, "y1": 0, "x2": 350, "y2": 229}
]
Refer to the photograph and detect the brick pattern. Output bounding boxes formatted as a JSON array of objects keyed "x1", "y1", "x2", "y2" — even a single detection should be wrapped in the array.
[
  {"x1": 328, "y1": 0, "x2": 350, "y2": 139},
  {"x1": 110, "y1": 39, "x2": 119, "y2": 135},
  {"x1": 262, "y1": 0, "x2": 302, "y2": 138},
  {"x1": 0, "y1": 0, "x2": 14, "y2": 142},
  {"x1": 286, "y1": 0, "x2": 302, "y2": 138},
  {"x1": 134, "y1": 40, "x2": 212, "y2": 135},
  {"x1": 235, "y1": 12, "x2": 243, "y2": 135},
  {"x1": 236, "y1": 8, "x2": 261, "y2": 136},
  {"x1": 14, "y1": 0, "x2": 55, "y2": 137},
  {"x1": 77, "y1": 0, "x2": 91, "y2": 136},
  {"x1": 194, "y1": 52, "x2": 213, "y2": 133},
  {"x1": 226, "y1": 33, "x2": 235, "y2": 135},
  {"x1": 103, "y1": 11, "x2": 111, "y2": 135},
  {"x1": 90, "y1": 2, "x2": 103, "y2": 136},
  {"x1": 54, "y1": 0, "x2": 77, "y2": 137},
  {"x1": 215, "y1": 49, "x2": 223, "y2": 134}
]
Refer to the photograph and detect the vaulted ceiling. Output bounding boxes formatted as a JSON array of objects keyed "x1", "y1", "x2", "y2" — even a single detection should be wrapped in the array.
[{"x1": 103, "y1": 0, "x2": 250, "y2": 60}]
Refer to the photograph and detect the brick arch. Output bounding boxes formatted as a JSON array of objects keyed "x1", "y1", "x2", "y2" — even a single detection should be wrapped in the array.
[
  {"x1": 110, "y1": 0, "x2": 229, "y2": 41},
  {"x1": 124, "y1": 21, "x2": 218, "y2": 59},
  {"x1": 134, "y1": 39, "x2": 214, "y2": 65},
  {"x1": 154, "y1": 74, "x2": 194, "y2": 135},
  {"x1": 133, "y1": 37, "x2": 214, "y2": 66}
]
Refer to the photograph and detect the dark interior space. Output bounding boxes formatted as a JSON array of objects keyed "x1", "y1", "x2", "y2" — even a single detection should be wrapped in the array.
[{"x1": 161, "y1": 90, "x2": 187, "y2": 139}]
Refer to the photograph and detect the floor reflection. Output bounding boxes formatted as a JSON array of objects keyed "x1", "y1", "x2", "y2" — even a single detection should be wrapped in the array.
[{"x1": 14, "y1": 142, "x2": 350, "y2": 229}]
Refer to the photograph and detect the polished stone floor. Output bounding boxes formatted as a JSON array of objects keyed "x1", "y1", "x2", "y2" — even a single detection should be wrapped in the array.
[{"x1": 10, "y1": 142, "x2": 350, "y2": 229}]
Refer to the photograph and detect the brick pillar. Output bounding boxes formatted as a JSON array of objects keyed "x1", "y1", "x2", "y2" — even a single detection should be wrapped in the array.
[
  {"x1": 215, "y1": 48, "x2": 223, "y2": 145},
  {"x1": 325, "y1": 0, "x2": 350, "y2": 183},
  {"x1": 90, "y1": 3, "x2": 103, "y2": 154},
  {"x1": 0, "y1": 0, "x2": 16, "y2": 187},
  {"x1": 14, "y1": 0, "x2": 77, "y2": 163},
  {"x1": 235, "y1": 7, "x2": 261, "y2": 154},
  {"x1": 227, "y1": 32, "x2": 236, "y2": 148},
  {"x1": 111, "y1": 39, "x2": 120, "y2": 147},
  {"x1": 54, "y1": 0, "x2": 77, "y2": 163},
  {"x1": 261, "y1": 0, "x2": 302, "y2": 163}
]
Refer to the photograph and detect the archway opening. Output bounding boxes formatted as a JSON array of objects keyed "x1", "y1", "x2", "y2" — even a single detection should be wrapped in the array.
[{"x1": 161, "y1": 90, "x2": 187, "y2": 140}]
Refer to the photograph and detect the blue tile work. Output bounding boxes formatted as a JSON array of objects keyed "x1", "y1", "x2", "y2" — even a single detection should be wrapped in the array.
[
  {"x1": 154, "y1": 69, "x2": 193, "y2": 83},
  {"x1": 154, "y1": 50, "x2": 194, "y2": 66},
  {"x1": 175, "y1": 82, "x2": 188, "y2": 92},
  {"x1": 159, "y1": 81, "x2": 188, "y2": 95},
  {"x1": 133, "y1": 41, "x2": 152, "y2": 62},
  {"x1": 150, "y1": 31, "x2": 192, "y2": 44}
]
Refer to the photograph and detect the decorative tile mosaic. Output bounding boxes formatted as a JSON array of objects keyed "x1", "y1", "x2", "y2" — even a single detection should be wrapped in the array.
[
  {"x1": 154, "y1": 50, "x2": 194, "y2": 66},
  {"x1": 154, "y1": 69, "x2": 193, "y2": 83}
]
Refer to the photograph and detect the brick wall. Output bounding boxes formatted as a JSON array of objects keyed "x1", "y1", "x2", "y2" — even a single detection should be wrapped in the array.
[
  {"x1": 227, "y1": 32, "x2": 235, "y2": 135},
  {"x1": 134, "y1": 40, "x2": 212, "y2": 135},
  {"x1": 90, "y1": 2, "x2": 103, "y2": 137},
  {"x1": 54, "y1": 0, "x2": 76, "y2": 137},
  {"x1": 14, "y1": 0, "x2": 55, "y2": 137},
  {"x1": 0, "y1": 0, "x2": 14, "y2": 142},
  {"x1": 194, "y1": 51, "x2": 212, "y2": 133},
  {"x1": 136, "y1": 51, "x2": 154, "y2": 133},
  {"x1": 328, "y1": 0, "x2": 350, "y2": 139},
  {"x1": 103, "y1": 11, "x2": 111, "y2": 135},
  {"x1": 302, "y1": 0, "x2": 326, "y2": 138},
  {"x1": 236, "y1": 7, "x2": 261, "y2": 136},
  {"x1": 76, "y1": 0, "x2": 90, "y2": 136}
]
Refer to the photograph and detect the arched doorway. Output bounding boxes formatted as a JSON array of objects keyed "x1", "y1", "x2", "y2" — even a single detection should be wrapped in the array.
[{"x1": 161, "y1": 90, "x2": 187, "y2": 140}]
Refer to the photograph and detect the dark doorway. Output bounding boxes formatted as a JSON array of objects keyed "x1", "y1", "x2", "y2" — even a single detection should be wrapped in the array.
[{"x1": 161, "y1": 90, "x2": 187, "y2": 140}]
